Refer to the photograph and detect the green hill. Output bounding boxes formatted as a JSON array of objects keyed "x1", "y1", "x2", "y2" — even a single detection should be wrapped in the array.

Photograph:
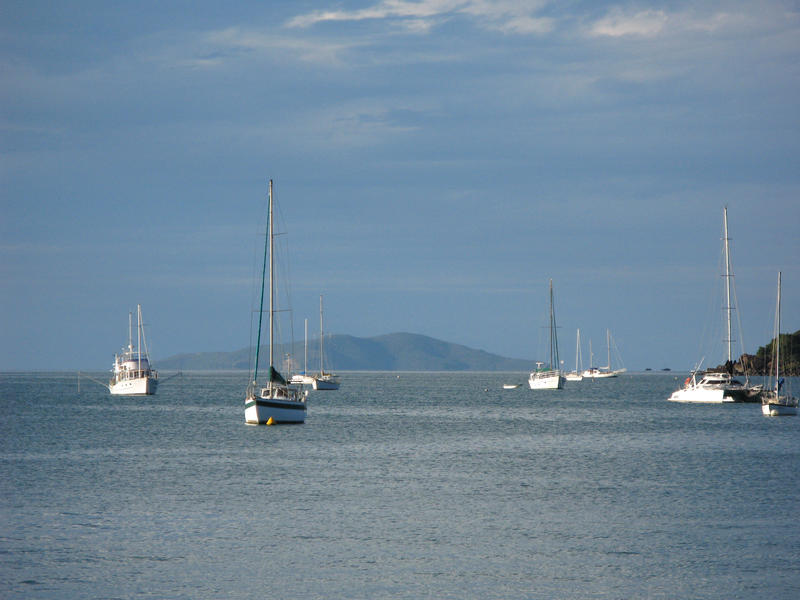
[{"x1": 724, "y1": 330, "x2": 800, "y2": 376}]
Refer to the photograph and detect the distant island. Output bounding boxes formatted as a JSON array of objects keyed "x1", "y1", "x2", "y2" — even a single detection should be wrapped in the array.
[
  {"x1": 157, "y1": 332, "x2": 533, "y2": 372},
  {"x1": 715, "y1": 329, "x2": 800, "y2": 376}
]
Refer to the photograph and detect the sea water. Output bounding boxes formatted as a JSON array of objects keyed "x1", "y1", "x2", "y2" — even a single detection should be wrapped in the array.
[{"x1": 1, "y1": 371, "x2": 798, "y2": 599}]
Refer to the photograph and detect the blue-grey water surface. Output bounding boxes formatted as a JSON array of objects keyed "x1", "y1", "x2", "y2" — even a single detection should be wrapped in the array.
[{"x1": 2, "y1": 371, "x2": 799, "y2": 599}]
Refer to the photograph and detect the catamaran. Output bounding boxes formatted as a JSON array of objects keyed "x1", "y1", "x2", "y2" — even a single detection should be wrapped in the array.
[
  {"x1": 245, "y1": 180, "x2": 307, "y2": 425},
  {"x1": 669, "y1": 207, "x2": 762, "y2": 403},
  {"x1": 109, "y1": 304, "x2": 158, "y2": 395},
  {"x1": 761, "y1": 272, "x2": 798, "y2": 416},
  {"x1": 528, "y1": 279, "x2": 565, "y2": 390}
]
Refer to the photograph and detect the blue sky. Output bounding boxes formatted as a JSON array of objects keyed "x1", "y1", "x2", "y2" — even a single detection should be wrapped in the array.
[{"x1": 2, "y1": 0, "x2": 799, "y2": 371}]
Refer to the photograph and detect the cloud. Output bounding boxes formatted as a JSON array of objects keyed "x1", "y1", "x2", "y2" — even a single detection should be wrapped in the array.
[
  {"x1": 587, "y1": 5, "x2": 795, "y2": 40},
  {"x1": 286, "y1": 0, "x2": 554, "y2": 36},
  {"x1": 590, "y1": 9, "x2": 668, "y2": 38}
]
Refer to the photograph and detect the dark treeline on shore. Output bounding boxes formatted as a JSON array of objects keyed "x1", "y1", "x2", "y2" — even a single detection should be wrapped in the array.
[{"x1": 719, "y1": 330, "x2": 800, "y2": 376}]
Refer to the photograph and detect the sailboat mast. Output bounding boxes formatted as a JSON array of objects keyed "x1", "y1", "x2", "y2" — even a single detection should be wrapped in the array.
[
  {"x1": 776, "y1": 271, "x2": 781, "y2": 389},
  {"x1": 548, "y1": 280, "x2": 559, "y2": 369},
  {"x1": 128, "y1": 310, "x2": 133, "y2": 354},
  {"x1": 304, "y1": 318, "x2": 308, "y2": 375},
  {"x1": 723, "y1": 206, "x2": 734, "y2": 363},
  {"x1": 576, "y1": 329, "x2": 580, "y2": 373},
  {"x1": 606, "y1": 329, "x2": 611, "y2": 370},
  {"x1": 319, "y1": 294, "x2": 324, "y2": 374},
  {"x1": 252, "y1": 180, "x2": 271, "y2": 385},
  {"x1": 137, "y1": 304, "x2": 142, "y2": 371},
  {"x1": 269, "y1": 180, "x2": 274, "y2": 372}
]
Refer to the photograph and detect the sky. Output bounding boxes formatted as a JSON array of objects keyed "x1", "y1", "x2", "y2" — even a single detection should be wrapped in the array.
[{"x1": 2, "y1": 0, "x2": 799, "y2": 371}]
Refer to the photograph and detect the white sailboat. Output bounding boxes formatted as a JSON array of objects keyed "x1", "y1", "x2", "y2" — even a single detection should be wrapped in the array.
[
  {"x1": 245, "y1": 180, "x2": 307, "y2": 425},
  {"x1": 669, "y1": 207, "x2": 760, "y2": 403},
  {"x1": 565, "y1": 328, "x2": 583, "y2": 381},
  {"x1": 582, "y1": 329, "x2": 625, "y2": 379},
  {"x1": 528, "y1": 279, "x2": 565, "y2": 390},
  {"x1": 761, "y1": 272, "x2": 798, "y2": 416},
  {"x1": 290, "y1": 318, "x2": 314, "y2": 385},
  {"x1": 310, "y1": 294, "x2": 340, "y2": 390},
  {"x1": 109, "y1": 304, "x2": 158, "y2": 395}
]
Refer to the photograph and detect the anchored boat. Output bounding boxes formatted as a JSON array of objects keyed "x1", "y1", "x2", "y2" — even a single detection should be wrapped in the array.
[
  {"x1": 109, "y1": 304, "x2": 158, "y2": 396},
  {"x1": 244, "y1": 180, "x2": 307, "y2": 425}
]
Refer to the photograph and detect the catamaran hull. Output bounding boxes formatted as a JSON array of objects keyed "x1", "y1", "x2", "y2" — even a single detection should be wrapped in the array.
[
  {"x1": 109, "y1": 376, "x2": 157, "y2": 396},
  {"x1": 667, "y1": 388, "x2": 734, "y2": 403},
  {"x1": 244, "y1": 397, "x2": 307, "y2": 424},
  {"x1": 528, "y1": 373, "x2": 565, "y2": 390}
]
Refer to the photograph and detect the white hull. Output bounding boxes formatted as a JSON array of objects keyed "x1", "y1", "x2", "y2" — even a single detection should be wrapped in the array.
[
  {"x1": 245, "y1": 394, "x2": 307, "y2": 424},
  {"x1": 109, "y1": 375, "x2": 157, "y2": 396},
  {"x1": 582, "y1": 369, "x2": 617, "y2": 379},
  {"x1": 528, "y1": 371, "x2": 565, "y2": 390},
  {"x1": 668, "y1": 387, "x2": 732, "y2": 403},
  {"x1": 565, "y1": 373, "x2": 583, "y2": 381},
  {"x1": 762, "y1": 402, "x2": 798, "y2": 416},
  {"x1": 312, "y1": 376, "x2": 340, "y2": 390},
  {"x1": 290, "y1": 374, "x2": 315, "y2": 385},
  {"x1": 503, "y1": 383, "x2": 522, "y2": 389}
]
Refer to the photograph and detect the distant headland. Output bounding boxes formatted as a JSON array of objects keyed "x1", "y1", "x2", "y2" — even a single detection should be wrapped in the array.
[
  {"x1": 157, "y1": 332, "x2": 533, "y2": 372},
  {"x1": 714, "y1": 330, "x2": 800, "y2": 376}
]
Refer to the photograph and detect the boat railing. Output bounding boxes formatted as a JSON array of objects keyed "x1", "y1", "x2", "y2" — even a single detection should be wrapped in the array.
[{"x1": 116, "y1": 369, "x2": 157, "y2": 381}]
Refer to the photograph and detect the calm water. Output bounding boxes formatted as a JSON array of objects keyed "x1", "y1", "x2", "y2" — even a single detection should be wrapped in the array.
[{"x1": 1, "y1": 371, "x2": 798, "y2": 599}]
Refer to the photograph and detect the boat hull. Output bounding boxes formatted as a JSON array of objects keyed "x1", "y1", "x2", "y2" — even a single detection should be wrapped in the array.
[
  {"x1": 528, "y1": 371, "x2": 565, "y2": 390},
  {"x1": 244, "y1": 396, "x2": 307, "y2": 424},
  {"x1": 311, "y1": 377, "x2": 340, "y2": 390},
  {"x1": 582, "y1": 369, "x2": 617, "y2": 379},
  {"x1": 762, "y1": 403, "x2": 797, "y2": 416},
  {"x1": 667, "y1": 387, "x2": 733, "y2": 403},
  {"x1": 109, "y1": 376, "x2": 157, "y2": 396}
]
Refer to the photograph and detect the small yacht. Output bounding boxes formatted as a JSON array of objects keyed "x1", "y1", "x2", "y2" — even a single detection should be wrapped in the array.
[
  {"x1": 244, "y1": 180, "x2": 307, "y2": 424},
  {"x1": 565, "y1": 329, "x2": 583, "y2": 381},
  {"x1": 761, "y1": 272, "x2": 798, "y2": 416},
  {"x1": 109, "y1": 304, "x2": 158, "y2": 396},
  {"x1": 528, "y1": 280, "x2": 565, "y2": 390},
  {"x1": 309, "y1": 295, "x2": 340, "y2": 390}
]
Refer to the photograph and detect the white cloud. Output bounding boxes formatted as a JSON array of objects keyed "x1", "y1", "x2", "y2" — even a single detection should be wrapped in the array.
[
  {"x1": 587, "y1": 5, "x2": 797, "y2": 40},
  {"x1": 590, "y1": 9, "x2": 668, "y2": 38},
  {"x1": 287, "y1": 0, "x2": 554, "y2": 36}
]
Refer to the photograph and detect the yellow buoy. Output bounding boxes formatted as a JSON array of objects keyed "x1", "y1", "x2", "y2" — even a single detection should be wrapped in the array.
[{"x1": 266, "y1": 417, "x2": 275, "y2": 426}]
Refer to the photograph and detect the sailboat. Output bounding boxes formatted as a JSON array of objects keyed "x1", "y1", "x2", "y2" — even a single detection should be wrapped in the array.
[
  {"x1": 528, "y1": 279, "x2": 565, "y2": 390},
  {"x1": 582, "y1": 329, "x2": 625, "y2": 379},
  {"x1": 109, "y1": 304, "x2": 158, "y2": 395},
  {"x1": 244, "y1": 180, "x2": 307, "y2": 425},
  {"x1": 565, "y1": 329, "x2": 583, "y2": 381},
  {"x1": 761, "y1": 272, "x2": 798, "y2": 416},
  {"x1": 309, "y1": 294, "x2": 341, "y2": 390},
  {"x1": 290, "y1": 318, "x2": 314, "y2": 385},
  {"x1": 669, "y1": 207, "x2": 761, "y2": 403}
]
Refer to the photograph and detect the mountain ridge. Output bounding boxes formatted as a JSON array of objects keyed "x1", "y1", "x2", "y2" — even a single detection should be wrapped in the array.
[{"x1": 157, "y1": 332, "x2": 533, "y2": 372}]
